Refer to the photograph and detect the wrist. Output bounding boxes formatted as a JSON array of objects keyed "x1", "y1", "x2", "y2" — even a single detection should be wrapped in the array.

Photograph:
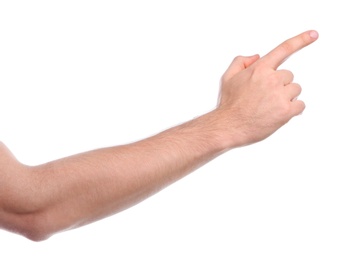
[{"x1": 195, "y1": 109, "x2": 248, "y2": 152}]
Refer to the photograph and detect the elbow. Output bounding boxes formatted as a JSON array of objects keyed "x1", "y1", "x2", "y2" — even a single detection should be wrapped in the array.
[
  {"x1": 8, "y1": 211, "x2": 55, "y2": 242},
  {"x1": 22, "y1": 226, "x2": 52, "y2": 242},
  {"x1": 24, "y1": 231, "x2": 51, "y2": 242}
]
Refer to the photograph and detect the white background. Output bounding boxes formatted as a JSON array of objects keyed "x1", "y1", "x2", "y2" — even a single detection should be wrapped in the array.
[{"x1": 0, "y1": 1, "x2": 336, "y2": 259}]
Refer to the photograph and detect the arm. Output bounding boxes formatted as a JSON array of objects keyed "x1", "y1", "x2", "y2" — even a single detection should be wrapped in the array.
[{"x1": 0, "y1": 30, "x2": 318, "y2": 241}]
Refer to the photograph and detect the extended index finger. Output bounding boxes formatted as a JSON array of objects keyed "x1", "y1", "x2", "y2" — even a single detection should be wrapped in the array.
[{"x1": 260, "y1": 30, "x2": 319, "y2": 69}]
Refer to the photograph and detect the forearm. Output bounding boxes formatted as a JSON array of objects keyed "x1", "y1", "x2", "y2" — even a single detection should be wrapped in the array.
[{"x1": 22, "y1": 110, "x2": 229, "y2": 240}]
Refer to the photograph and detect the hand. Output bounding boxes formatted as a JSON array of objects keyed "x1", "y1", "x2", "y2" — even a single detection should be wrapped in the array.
[{"x1": 216, "y1": 30, "x2": 318, "y2": 147}]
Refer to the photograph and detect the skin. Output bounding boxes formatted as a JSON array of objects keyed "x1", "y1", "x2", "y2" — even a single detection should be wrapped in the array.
[{"x1": 0, "y1": 30, "x2": 318, "y2": 241}]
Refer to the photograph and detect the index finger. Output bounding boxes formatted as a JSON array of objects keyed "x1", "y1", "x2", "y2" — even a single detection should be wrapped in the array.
[{"x1": 260, "y1": 30, "x2": 319, "y2": 69}]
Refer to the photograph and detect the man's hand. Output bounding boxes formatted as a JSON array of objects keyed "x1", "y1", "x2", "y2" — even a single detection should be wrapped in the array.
[
  {"x1": 0, "y1": 30, "x2": 318, "y2": 241},
  {"x1": 216, "y1": 30, "x2": 318, "y2": 147}
]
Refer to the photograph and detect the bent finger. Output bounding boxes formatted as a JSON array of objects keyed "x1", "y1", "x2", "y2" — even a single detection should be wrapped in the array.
[
  {"x1": 276, "y1": 69, "x2": 294, "y2": 85},
  {"x1": 285, "y1": 83, "x2": 302, "y2": 101},
  {"x1": 291, "y1": 100, "x2": 306, "y2": 116}
]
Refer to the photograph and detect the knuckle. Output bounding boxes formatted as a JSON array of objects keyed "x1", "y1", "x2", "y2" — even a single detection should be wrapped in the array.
[
  {"x1": 282, "y1": 69, "x2": 294, "y2": 80},
  {"x1": 249, "y1": 63, "x2": 266, "y2": 79},
  {"x1": 293, "y1": 100, "x2": 306, "y2": 116},
  {"x1": 295, "y1": 83, "x2": 302, "y2": 91},
  {"x1": 232, "y1": 55, "x2": 245, "y2": 63},
  {"x1": 266, "y1": 73, "x2": 281, "y2": 86},
  {"x1": 292, "y1": 83, "x2": 302, "y2": 95},
  {"x1": 298, "y1": 100, "x2": 306, "y2": 112},
  {"x1": 280, "y1": 41, "x2": 294, "y2": 54}
]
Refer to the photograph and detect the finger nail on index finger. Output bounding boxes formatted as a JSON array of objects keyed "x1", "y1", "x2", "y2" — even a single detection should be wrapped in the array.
[{"x1": 309, "y1": 30, "x2": 319, "y2": 39}]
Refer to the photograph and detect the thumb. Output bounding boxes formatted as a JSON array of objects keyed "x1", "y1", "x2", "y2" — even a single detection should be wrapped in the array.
[{"x1": 222, "y1": 54, "x2": 260, "y2": 81}]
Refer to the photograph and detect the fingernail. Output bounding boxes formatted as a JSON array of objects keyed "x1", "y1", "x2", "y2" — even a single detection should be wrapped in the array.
[{"x1": 309, "y1": 30, "x2": 319, "y2": 39}]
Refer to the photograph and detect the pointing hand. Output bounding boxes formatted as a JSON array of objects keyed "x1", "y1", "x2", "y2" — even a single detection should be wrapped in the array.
[{"x1": 217, "y1": 30, "x2": 318, "y2": 147}]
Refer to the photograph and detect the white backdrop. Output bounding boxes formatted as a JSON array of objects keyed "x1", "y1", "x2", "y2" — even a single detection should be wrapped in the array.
[{"x1": 0, "y1": 1, "x2": 336, "y2": 259}]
